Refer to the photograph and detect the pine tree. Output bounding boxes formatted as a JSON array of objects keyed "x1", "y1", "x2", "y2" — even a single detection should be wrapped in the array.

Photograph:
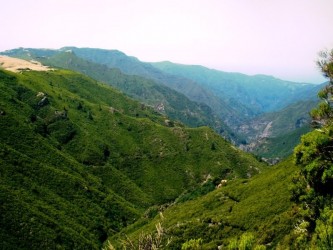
[{"x1": 292, "y1": 49, "x2": 333, "y2": 247}]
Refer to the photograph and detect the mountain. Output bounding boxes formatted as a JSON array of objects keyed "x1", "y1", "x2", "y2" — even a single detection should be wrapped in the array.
[
  {"x1": 0, "y1": 47, "x2": 240, "y2": 142},
  {"x1": 152, "y1": 61, "x2": 324, "y2": 158},
  {"x1": 0, "y1": 60, "x2": 265, "y2": 249},
  {"x1": 152, "y1": 61, "x2": 320, "y2": 113},
  {"x1": 54, "y1": 47, "x2": 322, "y2": 139},
  {"x1": 2, "y1": 47, "x2": 321, "y2": 159},
  {"x1": 44, "y1": 47, "x2": 256, "y2": 130}
]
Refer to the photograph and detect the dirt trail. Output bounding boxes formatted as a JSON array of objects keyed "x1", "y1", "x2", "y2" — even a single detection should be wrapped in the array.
[{"x1": 261, "y1": 121, "x2": 273, "y2": 138}]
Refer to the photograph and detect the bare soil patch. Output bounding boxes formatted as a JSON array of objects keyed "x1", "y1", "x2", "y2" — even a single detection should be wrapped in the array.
[{"x1": 0, "y1": 55, "x2": 53, "y2": 72}]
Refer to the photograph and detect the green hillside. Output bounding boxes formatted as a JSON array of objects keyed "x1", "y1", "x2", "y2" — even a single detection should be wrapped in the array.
[
  {"x1": 110, "y1": 158, "x2": 299, "y2": 249},
  {"x1": 1, "y1": 49, "x2": 332, "y2": 249},
  {"x1": 2, "y1": 47, "x2": 319, "y2": 152},
  {"x1": 105, "y1": 49, "x2": 333, "y2": 250},
  {"x1": 252, "y1": 125, "x2": 311, "y2": 160},
  {"x1": 0, "y1": 66, "x2": 265, "y2": 249},
  {"x1": 0, "y1": 48, "x2": 240, "y2": 143},
  {"x1": 42, "y1": 51, "x2": 237, "y2": 140},
  {"x1": 252, "y1": 100, "x2": 317, "y2": 138}
]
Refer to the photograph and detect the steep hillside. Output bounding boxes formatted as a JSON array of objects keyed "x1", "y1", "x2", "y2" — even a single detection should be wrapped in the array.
[
  {"x1": 110, "y1": 158, "x2": 299, "y2": 249},
  {"x1": 0, "y1": 64, "x2": 265, "y2": 249},
  {"x1": 52, "y1": 47, "x2": 321, "y2": 144},
  {"x1": 251, "y1": 125, "x2": 311, "y2": 161}
]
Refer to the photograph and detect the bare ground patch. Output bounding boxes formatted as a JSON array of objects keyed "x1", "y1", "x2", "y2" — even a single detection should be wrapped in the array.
[{"x1": 0, "y1": 56, "x2": 53, "y2": 72}]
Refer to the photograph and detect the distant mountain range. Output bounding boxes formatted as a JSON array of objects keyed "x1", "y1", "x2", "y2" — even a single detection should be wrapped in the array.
[{"x1": 1, "y1": 47, "x2": 325, "y2": 158}]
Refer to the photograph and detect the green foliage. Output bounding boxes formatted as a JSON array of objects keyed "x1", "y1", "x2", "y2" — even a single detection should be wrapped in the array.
[
  {"x1": 290, "y1": 48, "x2": 333, "y2": 248},
  {"x1": 227, "y1": 232, "x2": 266, "y2": 250},
  {"x1": 0, "y1": 67, "x2": 265, "y2": 249},
  {"x1": 253, "y1": 124, "x2": 311, "y2": 160},
  {"x1": 294, "y1": 128, "x2": 333, "y2": 194},
  {"x1": 181, "y1": 238, "x2": 203, "y2": 249},
  {"x1": 312, "y1": 207, "x2": 333, "y2": 249},
  {"x1": 176, "y1": 181, "x2": 216, "y2": 203},
  {"x1": 311, "y1": 49, "x2": 333, "y2": 127},
  {"x1": 115, "y1": 158, "x2": 297, "y2": 249}
]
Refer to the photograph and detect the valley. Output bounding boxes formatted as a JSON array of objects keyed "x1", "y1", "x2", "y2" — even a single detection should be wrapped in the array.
[
  {"x1": 1, "y1": 47, "x2": 324, "y2": 159},
  {"x1": 0, "y1": 47, "x2": 331, "y2": 249}
]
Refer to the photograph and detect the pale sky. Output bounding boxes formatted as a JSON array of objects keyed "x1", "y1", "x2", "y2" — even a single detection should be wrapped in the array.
[{"x1": 2, "y1": 0, "x2": 333, "y2": 83}]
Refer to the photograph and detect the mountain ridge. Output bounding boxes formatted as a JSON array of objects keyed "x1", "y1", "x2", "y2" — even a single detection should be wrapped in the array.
[
  {"x1": 1, "y1": 47, "x2": 322, "y2": 159},
  {"x1": 0, "y1": 48, "x2": 242, "y2": 142}
]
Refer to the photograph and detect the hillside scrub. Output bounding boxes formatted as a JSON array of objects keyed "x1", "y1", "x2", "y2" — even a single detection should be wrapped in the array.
[
  {"x1": 110, "y1": 158, "x2": 298, "y2": 249},
  {"x1": 0, "y1": 67, "x2": 265, "y2": 249}
]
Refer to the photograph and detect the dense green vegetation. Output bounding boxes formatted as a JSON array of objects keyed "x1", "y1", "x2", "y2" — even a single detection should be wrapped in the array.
[
  {"x1": 109, "y1": 49, "x2": 333, "y2": 246},
  {"x1": 0, "y1": 67, "x2": 265, "y2": 249},
  {"x1": 105, "y1": 48, "x2": 333, "y2": 249},
  {"x1": 1, "y1": 47, "x2": 332, "y2": 249},
  {"x1": 110, "y1": 158, "x2": 298, "y2": 249},
  {"x1": 289, "y1": 49, "x2": 333, "y2": 249}
]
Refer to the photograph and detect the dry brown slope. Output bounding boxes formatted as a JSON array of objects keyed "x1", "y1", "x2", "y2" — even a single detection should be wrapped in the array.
[{"x1": 0, "y1": 55, "x2": 52, "y2": 72}]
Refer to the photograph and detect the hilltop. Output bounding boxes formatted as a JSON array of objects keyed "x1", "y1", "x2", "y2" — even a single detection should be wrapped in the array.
[{"x1": 0, "y1": 55, "x2": 52, "y2": 72}]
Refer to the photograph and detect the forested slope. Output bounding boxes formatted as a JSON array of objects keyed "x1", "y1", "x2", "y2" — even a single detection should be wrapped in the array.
[{"x1": 0, "y1": 65, "x2": 264, "y2": 249}]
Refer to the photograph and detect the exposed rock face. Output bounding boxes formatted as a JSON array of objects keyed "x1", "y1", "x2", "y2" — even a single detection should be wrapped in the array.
[
  {"x1": 38, "y1": 96, "x2": 49, "y2": 107},
  {"x1": 155, "y1": 103, "x2": 165, "y2": 112},
  {"x1": 295, "y1": 117, "x2": 308, "y2": 128}
]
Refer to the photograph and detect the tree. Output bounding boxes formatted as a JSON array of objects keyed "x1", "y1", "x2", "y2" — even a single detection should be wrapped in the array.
[
  {"x1": 311, "y1": 49, "x2": 333, "y2": 127},
  {"x1": 292, "y1": 49, "x2": 333, "y2": 247},
  {"x1": 294, "y1": 49, "x2": 333, "y2": 195}
]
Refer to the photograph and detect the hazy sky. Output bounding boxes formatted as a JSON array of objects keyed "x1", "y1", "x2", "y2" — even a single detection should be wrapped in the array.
[{"x1": 2, "y1": 0, "x2": 333, "y2": 83}]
